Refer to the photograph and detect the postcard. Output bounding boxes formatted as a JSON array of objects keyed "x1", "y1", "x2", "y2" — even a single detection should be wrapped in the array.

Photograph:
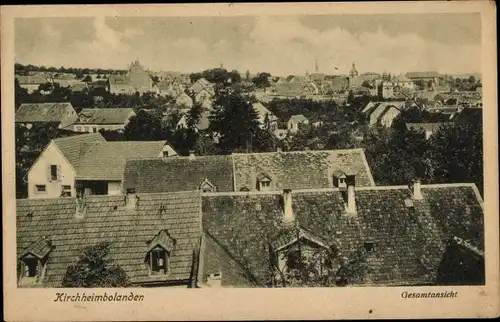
[{"x1": 2, "y1": 2, "x2": 499, "y2": 321}]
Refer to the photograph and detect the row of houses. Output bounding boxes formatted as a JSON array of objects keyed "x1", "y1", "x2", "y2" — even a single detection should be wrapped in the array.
[{"x1": 17, "y1": 132, "x2": 485, "y2": 288}]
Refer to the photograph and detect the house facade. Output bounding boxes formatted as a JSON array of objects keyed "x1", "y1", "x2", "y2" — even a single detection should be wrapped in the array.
[
  {"x1": 26, "y1": 133, "x2": 178, "y2": 199},
  {"x1": 287, "y1": 114, "x2": 309, "y2": 133},
  {"x1": 72, "y1": 108, "x2": 136, "y2": 133}
]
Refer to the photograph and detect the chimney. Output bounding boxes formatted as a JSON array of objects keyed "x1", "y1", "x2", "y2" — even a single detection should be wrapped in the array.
[
  {"x1": 75, "y1": 195, "x2": 87, "y2": 218},
  {"x1": 412, "y1": 179, "x2": 423, "y2": 200},
  {"x1": 125, "y1": 188, "x2": 138, "y2": 210},
  {"x1": 282, "y1": 189, "x2": 295, "y2": 225},
  {"x1": 189, "y1": 150, "x2": 196, "y2": 160},
  {"x1": 345, "y1": 175, "x2": 357, "y2": 215}
]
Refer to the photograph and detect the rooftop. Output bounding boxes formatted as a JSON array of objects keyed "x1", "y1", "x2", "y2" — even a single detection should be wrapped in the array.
[
  {"x1": 75, "y1": 108, "x2": 135, "y2": 125},
  {"x1": 15, "y1": 103, "x2": 77, "y2": 125},
  {"x1": 123, "y1": 155, "x2": 234, "y2": 193},
  {"x1": 17, "y1": 191, "x2": 202, "y2": 286},
  {"x1": 201, "y1": 183, "x2": 484, "y2": 286}
]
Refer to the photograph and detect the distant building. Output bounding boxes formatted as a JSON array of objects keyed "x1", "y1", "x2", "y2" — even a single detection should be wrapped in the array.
[
  {"x1": 406, "y1": 122, "x2": 453, "y2": 140},
  {"x1": 362, "y1": 101, "x2": 407, "y2": 128},
  {"x1": 287, "y1": 114, "x2": 309, "y2": 133},
  {"x1": 72, "y1": 108, "x2": 136, "y2": 133},
  {"x1": 16, "y1": 74, "x2": 48, "y2": 93},
  {"x1": 176, "y1": 110, "x2": 211, "y2": 132},
  {"x1": 108, "y1": 60, "x2": 153, "y2": 94},
  {"x1": 15, "y1": 103, "x2": 78, "y2": 130}
]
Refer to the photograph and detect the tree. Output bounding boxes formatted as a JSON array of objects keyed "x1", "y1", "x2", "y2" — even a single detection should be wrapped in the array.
[
  {"x1": 427, "y1": 122, "x2": 483, "y2": 195},
  {"x1": 123, "y1": 110, "x2": 165, "y2": 141},
  {"x1": 62, "y1": 241, "x2": 129, "y2": 287},
  {"x1": 251, "y1": 72, "x2": 271, "y2": 88},
  {"x1": 187, "y1": 102, "x2": 203, "y2": 129},
  {"x1": 209, "y1": 87, "x2": 261, "y2": 153},
  {"x1": 82, "y1": 75, "x2": 92, "y2": 83}
]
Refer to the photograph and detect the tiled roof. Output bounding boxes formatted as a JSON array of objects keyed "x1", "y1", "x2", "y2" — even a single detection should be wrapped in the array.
[
  {"x1": 253, "y1": 102, "x2": 274, "y2": 118},
  {"x1": 16, "y1": 74, "x2": 48, "y2": 84},
  {"x1": 201, "y1": 233, "x2": 260, "y2": 287},
  {"x1": 406, "y1": 122, "x2": 453, "y2": 132},
  {"x1": 122, "y1": 155, "x2": 234, "y2": 193},
  {"x1": 232, "y1": 149, "x2": 375, "y2": 191},
  {"x1": 52, "y1": 133, "x2": 106, "y2": 170},
  {"x1": 75, "y1": 108, "x2": 135, "y2": 125},
  {"x1": 288, "y1": 114, "x2": 308, "y2": 122},
  {"x1": 15, "y1": 103, "x2": 76, "y2": 124},
  {"x1": 201, "y1": 184, "x2": 484, "y2": 286},
  {"x1": 16, "y1": 191, "x2": 202, "y2": 286},
  {"x1": 75, "y1": 141, "x2": 168, "y2": 180},
  {"x1": 108, "y1": 74, "x2": 131, "y2": 86},
  {"x1": 452, "y1": 108, "x2": 482, "y2": 125}
]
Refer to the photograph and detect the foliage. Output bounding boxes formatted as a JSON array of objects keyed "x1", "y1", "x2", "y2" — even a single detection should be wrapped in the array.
[
  {"x1": 209, "y1": 87, "x2": 263, "y2": 153},
  {"x1": 82, "y1": 75, "x2": 92, "y2": 83},
  {"x1": 251, "y1": 72, "x2": 272, "y2": 88},
  {"x1": 123, "y1": 110, "x2": 166, "y2": 141},
  {"x1": 62, "y1": 241, "x2": 130, "y2": 287},
  {"x1": 189, "y1": 68, "x2": 241, "y2": 85}
]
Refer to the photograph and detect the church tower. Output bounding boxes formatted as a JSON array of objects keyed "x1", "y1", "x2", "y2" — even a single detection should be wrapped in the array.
[{"x1": 349, "y1": 62, "x2": 359, "y2": 77}]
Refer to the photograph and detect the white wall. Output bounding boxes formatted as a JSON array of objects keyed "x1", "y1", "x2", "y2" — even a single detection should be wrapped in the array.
[
  {"x1": 27, "y1": 142, "x2": 76, "y2": 199},
  {"x1": 156, "y1": 144, "x2": 178, "y2": 157},
  {"x1": 107, "y1": 181, "x2": 122, "y2": 195}
]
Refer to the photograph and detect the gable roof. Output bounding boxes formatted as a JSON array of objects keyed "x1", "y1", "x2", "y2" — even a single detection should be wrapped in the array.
[
  {"x1": 201, "y1": 184, "x2": 484, "y2": 286},
  {"x1": 75, "y1": 108, "x2": 135, "y2": 125},
  {"x1": 17, "y1": 191, "x2": 202, "y2": 286},
  {"x1": 252, "y1": 102, "x2": 275, "y2": 119},
  {"x1": 123, "y1": 155, "x2": 234, "y2": 193},
  {"x1": 75, "y1": 141, "x2": 169, "y2": 180},
  {"x1": 394, "y1": 74, "x2": 413, "y2": 83},
  {"x1": 19, "y1": 236, "x2": 53, "y2": 259},
  {"x1": 288, "y1": 114, "x2": 308, "y2": 123},
  {"x1": 15, "y1": 103, "x2": 77, "y2": 124},
  {"x1": 52, "y1": 133, "x2": 106, "y2": 170},
  {"x1": 16, "y1": 74, "x2": 48, "y2": 84},
  {"x1": 232, "y1": 149, "x2": 375, "y2": 191}
]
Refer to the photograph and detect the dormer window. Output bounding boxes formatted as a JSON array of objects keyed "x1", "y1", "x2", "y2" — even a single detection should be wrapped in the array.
[
  {"x1": 22, "y1": 257, "x2": 39, "y2": 277},
  {"x1": 18, "y1": 236, "x2": 52, "y2": 286},
  {"x1": 364, "y1": 241, "x2": 375, "y2": 252},
  {"x1": 149, "y1": 247, "x2": 168, "y2": 274},
  {"x1": 257, "y1": 173, "x2": 272, "y2": 191},
  {"x1": 200, "y1": 178, "x2": 217, "y2": 193},
  {"x1": 332, "y1": 171, "x2": 347, "y2": 188},
  {"x1": 146, "y1": 230, "x2": 175, "y2": 276}
]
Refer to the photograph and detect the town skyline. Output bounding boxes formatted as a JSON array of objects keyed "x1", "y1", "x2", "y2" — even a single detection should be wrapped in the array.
[{"x1": 15, "y1": 13, "x2": 481, "y2": 76}]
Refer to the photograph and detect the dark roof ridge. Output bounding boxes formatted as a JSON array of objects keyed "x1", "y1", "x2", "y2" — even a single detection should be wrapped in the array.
[
  {"x1": 201, "y1": 183, "x2": 480, "y2": 197},
  {"x1": 126, "y1": 154, "x2": 230, "y2": 162},
  {"x1": 52, "y1": 132, "x2": 105, "y2": 143},
  {"x1": 231, "y1": 148, "x2": 366, "y2": 156}
]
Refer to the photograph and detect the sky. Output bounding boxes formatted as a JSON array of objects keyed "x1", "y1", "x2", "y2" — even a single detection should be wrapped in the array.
[{"x1": 15, "y1": 14, "x2": 481, "y2": 76}]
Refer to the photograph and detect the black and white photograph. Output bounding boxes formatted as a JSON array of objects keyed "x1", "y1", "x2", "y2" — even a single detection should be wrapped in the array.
[{"x1": 2, "y1": 2, "x2": 498, "y2": 321}]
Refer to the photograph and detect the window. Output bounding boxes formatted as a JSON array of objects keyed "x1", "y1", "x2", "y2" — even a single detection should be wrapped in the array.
[
  {"x1": 50, "y1": 165, "x2": 58, "y2": 181},
  {"x1": 23, "y1": 258, "x2": 39, "y2": 277},
  {"x1": 338, "y1": 177, "x2": 346, "y2": 188},
  {"x1": 83, "y1": 126, "x2": 89, "y2": 132},
  {"x1": 162, "y1": 151, "x2": 169, "y2": 158},
  {"x1": 149, "y1": 248, "x2": 168, "y2": 275},
  {"x1": 364, "y1": 241, "x2": 374, "y2": 252},
  {"x1": 75, "y1": 126, "x2": 81, "y2": 132},
  {"x1": 35, "y1": 185, "x2": 46, "y2": 193},
  {"x1": 259, "y1": 180, "x2": 271, "y2": 191},
  {"x1": 61, "y1": 185, "x2": 72, "y2": 197},
  {"x1": 92, "y1": 127, "x2": 97, "y2": 133}
]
